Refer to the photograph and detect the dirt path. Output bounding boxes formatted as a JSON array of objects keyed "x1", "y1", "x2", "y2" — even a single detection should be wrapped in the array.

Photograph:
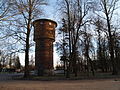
[{"x1": 0, "y1": 79, "x2": 120, "y2": 90}]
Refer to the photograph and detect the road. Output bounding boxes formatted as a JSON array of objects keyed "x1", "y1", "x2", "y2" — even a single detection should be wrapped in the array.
[
  {"x1": 0, "y1": 73, "x2": 23, "y2": 81},
  {"x1": 0, "y1": 73, "x2": 120, "y2": 90},
  {"x1": 0, "y1": 79, "x2": 120, "y2": 90}
]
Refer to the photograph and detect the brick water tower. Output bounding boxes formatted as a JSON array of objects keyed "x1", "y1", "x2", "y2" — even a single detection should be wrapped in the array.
[{"x1": 33, "y1": 19, "x2": 57, "y2": 76}]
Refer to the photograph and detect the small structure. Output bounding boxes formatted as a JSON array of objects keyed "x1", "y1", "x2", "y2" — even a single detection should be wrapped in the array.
[{"x1": 33, "y1": 19, "x2": 57, "y2": 76}]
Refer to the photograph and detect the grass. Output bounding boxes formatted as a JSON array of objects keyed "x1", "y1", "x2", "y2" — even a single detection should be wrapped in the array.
[{"x1": 13, "y1": 72, "x2": 120, "y2": 81}]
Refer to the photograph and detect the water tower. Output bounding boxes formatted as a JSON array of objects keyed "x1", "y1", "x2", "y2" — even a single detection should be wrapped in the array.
[{"x1": 33, "y1": 19, "x2": 57, "y2": 76}]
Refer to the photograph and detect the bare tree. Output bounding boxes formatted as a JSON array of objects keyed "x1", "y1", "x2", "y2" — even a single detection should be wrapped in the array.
[
  {"x1": 0, "y1": 0, "x2": 14, "y2": 21},
  {"x1": 7, "y1": 0, "x2": 47, "y2": 77},
  {"x1": 100, "y1": 0, "x2": 119, "y2": 75},
  {"x1": 92, "y1": 17, "x2": 108, "y2": 72},
  {"x1": 0, "y1": 50, "x2": 9, "y2": 68},
  {"x1": 57, "y1": 0, "x2": 91, "y2": 77},
  {"x1": 81, "y1": 24, "x2": 95, "y2": 76}
]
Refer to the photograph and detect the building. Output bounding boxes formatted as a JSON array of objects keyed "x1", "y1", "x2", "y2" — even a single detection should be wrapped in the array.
[{"x1": 33, "y1": 19, "x2": 57, "y2": 76}]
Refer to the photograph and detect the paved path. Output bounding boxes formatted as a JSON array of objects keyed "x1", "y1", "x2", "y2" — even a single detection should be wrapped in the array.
[
  {"x1": 0, "y1": 79, "x2": 120, "y2": 90},
  {"x1": 0, "y1": 73, "x2": 23, "y2": 81}
]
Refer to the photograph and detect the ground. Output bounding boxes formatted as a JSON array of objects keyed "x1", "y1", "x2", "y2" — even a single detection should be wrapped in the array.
[
  {"x1": 0, "y1": 73, "x2": 120, "y2": 90},
  {"x1": 0, "y1": 79, "x2": 120, "y2": 90}
]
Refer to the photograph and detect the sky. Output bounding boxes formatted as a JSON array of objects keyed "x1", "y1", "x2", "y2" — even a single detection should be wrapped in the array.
[
  {"x1": 45, "y1": 0, "x2": 61, "y2": 66},
  {"x1": 3, "y1": 0, "x2": 120, "y2": 67},
  {"x1": 42, "y1": 0, "x2": 58, "y2": 21}
]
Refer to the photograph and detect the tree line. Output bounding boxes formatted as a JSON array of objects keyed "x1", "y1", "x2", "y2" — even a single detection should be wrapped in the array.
[
  {"x1": 55, "y1": 0, "x2": 120, "y2": 78},
  {"x1": 0, "y1": 0, "x2": 47, "y2": 77},
  {"x1": 0, "y1": 50, "x2": 21, "y2": 71}
]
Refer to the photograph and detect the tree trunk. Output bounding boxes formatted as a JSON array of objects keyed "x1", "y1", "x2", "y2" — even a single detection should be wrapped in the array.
[
  {"x1": 24, "y1": 0, "x2": 32, "y2": 78},
  {"x1": 104, "y1": 6, "x2": 118, "y2": 75},
  {"x1": 65, "y1": 0, "x2": 71, "y2": 78},
  {"x1": 24, "y1": 29, "x2": 30, "y2": 78}
]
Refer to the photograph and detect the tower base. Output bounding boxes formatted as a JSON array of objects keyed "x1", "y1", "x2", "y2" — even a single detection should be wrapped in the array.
[{"x1": 36, "y1": 69, "x2": 54, "y2": 76}]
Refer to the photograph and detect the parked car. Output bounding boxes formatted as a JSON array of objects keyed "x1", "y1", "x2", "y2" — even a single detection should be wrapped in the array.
[
  {"x1": 1, "y1": 68, "x2": 15, "y2": 72},
  {"x1": 54, "y1": 70, "x2": 64, "y2": 74},
  {"x1": 16, "y1": 69, "x2": 21, "y2": 73}
]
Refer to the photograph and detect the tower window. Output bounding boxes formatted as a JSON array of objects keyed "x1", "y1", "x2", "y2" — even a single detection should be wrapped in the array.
[
  {"x1": 49, "y1": 22, "x2": 52, "y2": 25},
  {"x1": 40, "y1": 22, "x2": 43, "y2": 24}
]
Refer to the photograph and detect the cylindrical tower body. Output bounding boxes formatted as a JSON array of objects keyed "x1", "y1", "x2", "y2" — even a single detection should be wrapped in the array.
[{"x1": 33, "y1": 19, "x2": 57, "y2": 76}]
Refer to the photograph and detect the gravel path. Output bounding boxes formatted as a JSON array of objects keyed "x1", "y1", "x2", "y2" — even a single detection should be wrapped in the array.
[{"x1": 0, "y1": 79, "x2": 120, "y2": 90}]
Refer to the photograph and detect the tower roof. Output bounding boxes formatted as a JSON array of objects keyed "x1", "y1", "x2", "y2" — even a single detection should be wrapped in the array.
[{"x1": 33, "y1": 19, "x2": 57, "y2": 27}]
